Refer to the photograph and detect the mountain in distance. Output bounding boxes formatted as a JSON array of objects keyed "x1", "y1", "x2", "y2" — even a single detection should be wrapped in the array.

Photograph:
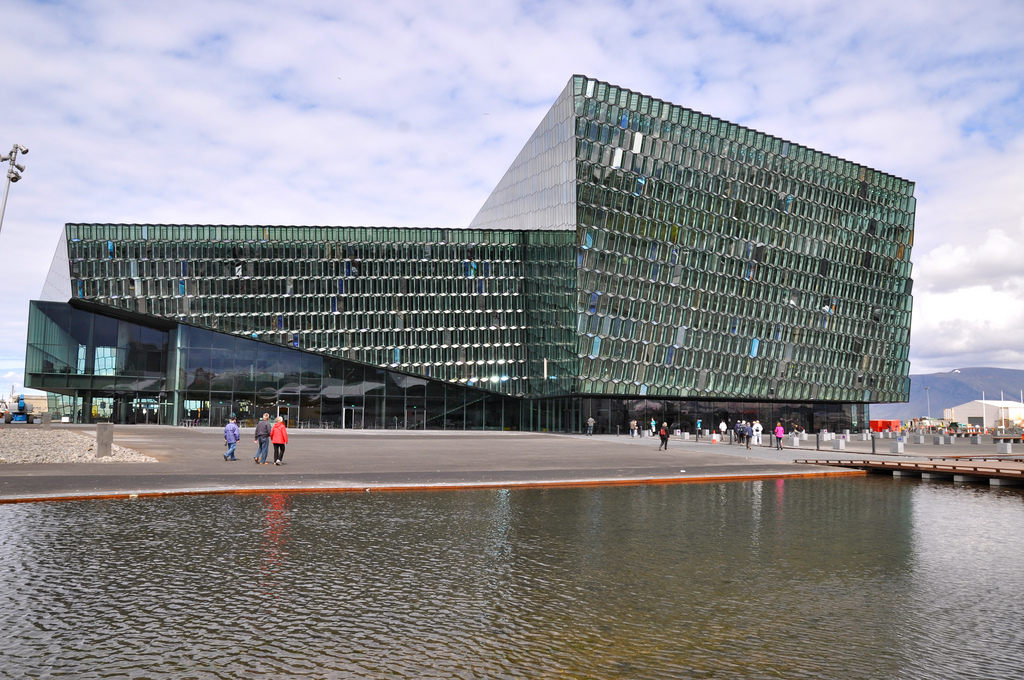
[{"x1": 870, "y1": 367, "x2": 1024, "y2": 422}]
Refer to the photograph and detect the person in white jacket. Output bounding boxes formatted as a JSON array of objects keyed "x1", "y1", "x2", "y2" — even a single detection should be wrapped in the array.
[{"x1": 752, "y1": 421, "x2": 763, "y2": 446}]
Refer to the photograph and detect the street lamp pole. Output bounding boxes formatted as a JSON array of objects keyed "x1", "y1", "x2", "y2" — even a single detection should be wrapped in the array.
[{"x1": 0, "y1": 144, "x2": 29, "y2": 238}]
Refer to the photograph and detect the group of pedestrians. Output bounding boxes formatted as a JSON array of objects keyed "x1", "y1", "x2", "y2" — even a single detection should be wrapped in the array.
[
  {"x1": 591, "y1": 417, "x2": 789, "y2": 452},
  {"x1": 626, "y1": 418, "x2": 665, "y2": 439},
  {"x1": 223, "y1": 413, "x2": 289, "y2": 465},
  {"x1": 717, "y1": 419, "x2": 788, "y2": 450},
  {"x1": 729, "y1": 420, "x2": 763, "y2": 449}
]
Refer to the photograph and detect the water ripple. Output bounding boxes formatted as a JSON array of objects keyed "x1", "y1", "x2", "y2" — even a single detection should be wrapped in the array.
[{"x1": 0, "y1": 479, "x2": 1022, "y2": 677}]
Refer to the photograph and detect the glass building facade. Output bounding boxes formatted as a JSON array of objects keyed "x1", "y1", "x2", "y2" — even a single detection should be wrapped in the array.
[
  {"x1": 27, "y1": 300, "x2": 521, "y2": 429},
  {"x1": 26, "y1": 75, "x2": 914, "y2": 432}
]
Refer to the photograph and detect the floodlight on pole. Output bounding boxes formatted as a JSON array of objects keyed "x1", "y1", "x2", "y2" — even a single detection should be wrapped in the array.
[{"x1": 0, "y1": 144, "x2": 29, "y2": 239}]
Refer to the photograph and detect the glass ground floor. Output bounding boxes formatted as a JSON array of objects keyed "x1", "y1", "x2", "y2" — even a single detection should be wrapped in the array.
[
  {"x1": 527, "y1": 396, "x2": 867, "y2": 436},
  {"x1": 43, "y1": 391, "x2": 867, "y2": 434},
  {"x1": 28, "y1": 299, "x2": 871, "y2": 433}
]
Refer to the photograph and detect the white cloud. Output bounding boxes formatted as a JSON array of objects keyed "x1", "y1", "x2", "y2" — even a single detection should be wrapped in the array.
[{"x1": 0, "y1": 0, "x2": 1023, "y2": 383}]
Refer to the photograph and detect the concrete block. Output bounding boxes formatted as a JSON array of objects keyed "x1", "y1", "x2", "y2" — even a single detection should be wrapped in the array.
[
  {"x1": 858, "y1": 432, "x2": 870, "y2": 441},
  {"x1": 96, "y1": 423, "x2": 113, "y2": 458},
  {"x1": 970, "y1": 435, "x2": 982, "y2": 445},
  {"x1": 890, "y1": 442, "x2": 905, "y2": 453},
  {"x1": 42, "y1": 413, "x2": 52, "y2": 430},
  {"x1": 680, "y1": 432, "x2": 690, "y2": 441},
  {"x1": 788, "y1": 435, "x2": 801, "y2": 448},
  {"x1": 893, "y1": 470, "x2": 920, "y2": 477},
  {"x1": 990, "y1": 478, "x2": 1024, "y2": 487},
  {"x1": 799, "y1": 432, "x2": 808, "y2": 441},
  {"x1": 932, "y1": 436, "x2": 946, "y2": 445},
  {"x1": 921, "y1": 472, "x2": 952, "y2": 480},
  {"x1": 996, "y1": 442, "x2": 1013, "y2": 454},
  {"x1": 843, "y1": 429, "x2": 850, "y2": 436},
  {"x1": 832, "y1": 438, "x2": 846, "y2": 450},
  {"x1": 913, "y1": 435, "x2": 926, "y2": 444},
  {"x1": 953, "y1": 474, "x2": 986, "y2": 483}
]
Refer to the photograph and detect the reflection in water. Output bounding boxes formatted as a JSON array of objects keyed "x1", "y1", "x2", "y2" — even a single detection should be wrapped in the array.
[
  {"x1": 0, "y1": 478, "x2": 1022, "y2": 678},
  {"x1": 259, "y1": 493, "x2": 291, "y2": 585}
]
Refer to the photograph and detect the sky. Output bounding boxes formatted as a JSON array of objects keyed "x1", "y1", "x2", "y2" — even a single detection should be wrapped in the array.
[{"x1": 1, "y1": 0, "x2": 1023, "y2": 396}]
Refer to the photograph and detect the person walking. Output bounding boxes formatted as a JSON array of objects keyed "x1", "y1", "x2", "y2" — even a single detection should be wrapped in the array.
[
  {"x1": 271, "y1": 416, "x2": 289, "y2": 465},
  {"x1": 629, "y1": 419, "x2": 638, "y2": 439},
  {"x1": 719, "y1": 420, "x2": 727, "y2": 440},
  {"x1": 650, "y1": 418, "x2": 657, "y2": 437},
  {"x1": 658, "y1": 422, "x2": 670, "y2": 450},
  {"x1": 774, "y1": 422, "x2": 785, "y2": 450},
  {"x1": 752, "y1": 420, "x2": 763, "y2": 446},
  {"x1": 223, "y1": 414, "x2": 240, "y2": 461},
  {"x1": 254, "y1": 412, "x2": 272, "y2": 465},
  {"x1": 744, "y1": 422, "x2": 752, "y2": 449},
  {"x1": 586, "y1": 416, "x2": 596, "y2": 436}
]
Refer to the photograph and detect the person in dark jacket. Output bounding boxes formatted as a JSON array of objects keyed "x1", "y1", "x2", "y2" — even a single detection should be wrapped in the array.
[
  {"x1": 658, "y1": 422, "x2": 670, "y2": 450},
  {"x1": 254, "y1": 413, "x2": 272, "y2": 465}
]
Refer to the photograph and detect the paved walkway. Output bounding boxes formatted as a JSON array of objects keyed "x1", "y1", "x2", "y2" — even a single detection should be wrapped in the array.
[{"x1": 0, "y1": 426, "x2": 869, "y2": 502}]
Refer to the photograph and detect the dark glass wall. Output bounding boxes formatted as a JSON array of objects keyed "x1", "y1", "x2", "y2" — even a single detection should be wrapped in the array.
[
  {"x1": 27, "y1": 301, "x2": 171, "y2": 423},
  {"x1": 528, "y1": 395, "x2": 867, "y2": 436},
  {"x1": 26, "y1": 301, "x2": 521, "y2": 430}
]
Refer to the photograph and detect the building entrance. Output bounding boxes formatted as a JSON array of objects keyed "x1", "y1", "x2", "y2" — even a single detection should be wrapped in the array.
[{"x1": 277, "y1": 405, "x2": 294, "y2": 428}]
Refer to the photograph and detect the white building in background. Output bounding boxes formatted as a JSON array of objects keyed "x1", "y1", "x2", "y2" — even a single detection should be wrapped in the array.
[{"x1": 944, "y1": 400, "x2": 1024, "y2": 427}]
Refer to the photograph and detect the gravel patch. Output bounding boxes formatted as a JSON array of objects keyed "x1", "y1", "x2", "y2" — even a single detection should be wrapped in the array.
[{"x1": 0, "y1": 427, "x2": 157, "y2": 463}]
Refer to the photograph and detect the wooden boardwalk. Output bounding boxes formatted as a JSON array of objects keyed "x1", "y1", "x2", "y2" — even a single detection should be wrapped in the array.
[{"x1": 794, "y1": 457, "x2": 1024, "y2": 484}]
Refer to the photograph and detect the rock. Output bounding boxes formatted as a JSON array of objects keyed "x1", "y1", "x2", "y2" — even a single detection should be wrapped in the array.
[{"x1": 0, "y1": 428, "x2": 157, "y2": 464}]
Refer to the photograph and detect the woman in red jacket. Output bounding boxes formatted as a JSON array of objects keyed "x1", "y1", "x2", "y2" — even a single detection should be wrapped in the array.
[{"x1": 271, "y1": 416, "x2": 289, "y2": 466}]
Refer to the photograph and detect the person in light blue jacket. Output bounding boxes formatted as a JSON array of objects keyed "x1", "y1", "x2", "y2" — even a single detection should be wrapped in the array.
[{"x1": 223, "y1": 415, "x2": 240, "y2": 461}]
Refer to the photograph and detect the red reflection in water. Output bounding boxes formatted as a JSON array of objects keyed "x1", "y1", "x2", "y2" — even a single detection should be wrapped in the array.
[{"x1": 259, "y1": 493, "x2": 291, "y2": 584}]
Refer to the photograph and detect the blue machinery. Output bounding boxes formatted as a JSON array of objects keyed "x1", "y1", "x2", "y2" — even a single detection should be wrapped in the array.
[{"x1": 3, "y1": 394, "x2": 34, "y2": 423}]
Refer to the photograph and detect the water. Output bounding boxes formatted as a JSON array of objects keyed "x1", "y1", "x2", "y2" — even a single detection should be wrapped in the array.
[{"x1": 1, "y1": 477, "x2": 1023, "y2": 678}]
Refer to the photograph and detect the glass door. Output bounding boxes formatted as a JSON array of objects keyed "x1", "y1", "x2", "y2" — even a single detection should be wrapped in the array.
[{"x1": 277, "y1": 405, "x2": 294, "y2": 428}]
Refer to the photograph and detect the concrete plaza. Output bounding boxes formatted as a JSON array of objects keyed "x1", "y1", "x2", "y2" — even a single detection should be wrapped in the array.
[{"x1": 0, "y1": 425, "x2": 887, "y2": 502}]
